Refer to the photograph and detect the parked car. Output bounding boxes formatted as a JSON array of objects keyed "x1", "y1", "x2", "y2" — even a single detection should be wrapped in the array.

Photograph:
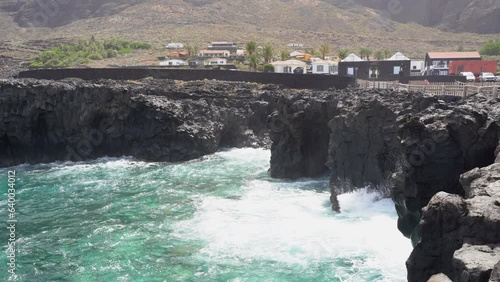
[
  {"x1": 459, "y1": 71, "x2": 476, "y2": 82},
  {"x1": 496, "y1": 75, "x2": 500, "y2": 82},
  {"x1": 479, "y1": 72, "x2": 496, "y2": 82}
]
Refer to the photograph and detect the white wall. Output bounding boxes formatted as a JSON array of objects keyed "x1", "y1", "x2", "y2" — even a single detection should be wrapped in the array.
[
  {"x1": 312, "y1": 63, "x2": 338, "y2": 74},
  {"x1": 273, "y1": 65, "x2": 306, "y2": 74},
  {"x1": 159, "y1": 60, "x2": 187, "y2": 66},
  {"x1": 312, "y1": 63, "x2": 328, "y2": 74}
]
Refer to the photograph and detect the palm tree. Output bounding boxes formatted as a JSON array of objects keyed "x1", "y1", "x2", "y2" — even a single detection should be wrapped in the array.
[
  {"x1": 359, "y1": 48, "x2": 368, "y2": 60},
  {"x1": 245, "y1": 41, "x2": 258, "y2": 56},
  {"x1": 383, "y1": 49, "x2": 391, "y2": 59},
  {"x1": 374, "y1": 50, "x2": 384, "y2": 60},
  {"x1": 305, "y1": 48, "x2": 318, "y2": 57},
  {"x1": 319, "y1": 44, "x2": 331, "y2": 60},
  {"x1": 366, "y1": 49, "x2": 373, "y2": 60},
  {"x1": 359, "y1": 48, "x2": 373, "y2": 60},
  {"x1": 262, "y1": 45, "x2": 274, "y2": 64},
  {"x1": 337, "y1": 49, "x2": 349, "y2": 60},
  {"x1": 248, "y1": 53, "x2": 260, "y2": 71},
  {"x1": 186, "y1": 44, "x2": 199, "y2": 57},
  {"x1": 280, "y1": 50, "x2": 289, "y2": 61}
]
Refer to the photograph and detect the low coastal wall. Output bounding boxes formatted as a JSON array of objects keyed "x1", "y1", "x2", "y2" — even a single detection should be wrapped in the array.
[
  {"x1": 401, "y1": 75, "x2": 467, "y2": 84},
  {"x1": 18, "y1": 68, "x2": 356, "y2": 90}
]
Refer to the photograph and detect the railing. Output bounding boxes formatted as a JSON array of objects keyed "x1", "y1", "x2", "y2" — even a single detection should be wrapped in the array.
[
  {"x1": 398, "y1": 82, "x2": 499, "y2": 98},
  {"x1": 358, "y1": 80, "x2": 500, "y2": 98},
  {"x1": 358, "y1": 80, "x2": 399, "y2": 90}
]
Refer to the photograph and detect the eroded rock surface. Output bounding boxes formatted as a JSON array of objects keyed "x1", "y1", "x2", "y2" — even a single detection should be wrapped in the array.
[
  {"x1": 268, "y1": 91, "x2": 337, "y2": 179},
  {"x1": 269, "y1": 90, "x2": 500, "y2": 280},
  {"x1": 407, "y1": 156, "x2": 500, "y2": 281},
  {"x1": 392, "y1": 95, "x2": 499, "y2": 242},
  {"x1": 0, "y1": 78, "x2": 277, "y2": 167}
]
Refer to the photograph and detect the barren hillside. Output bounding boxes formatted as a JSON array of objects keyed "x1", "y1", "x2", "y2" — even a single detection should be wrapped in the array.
[{"x1": 0, "y1": 0, "x2": 498, "y2": 63}]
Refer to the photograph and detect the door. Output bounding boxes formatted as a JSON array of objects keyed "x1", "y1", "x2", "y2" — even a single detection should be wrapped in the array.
[{"x1": 370, "y1": 66, "x2": 379, "y2": 79}]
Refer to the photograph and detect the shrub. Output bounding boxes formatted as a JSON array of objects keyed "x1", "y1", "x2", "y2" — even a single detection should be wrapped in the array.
[
  {"x1": 263, "y1": 64, "x2": 274, "y2": 73},
  {"x1": 479, "y1": 40, "x2": 500, "y2": 56},
  {"x1": 30, "y1": 38, "x2": 152, "y2": 68}
]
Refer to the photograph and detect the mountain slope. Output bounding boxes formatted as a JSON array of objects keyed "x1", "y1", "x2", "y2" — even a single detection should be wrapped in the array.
[
  {"x1": 4, "y1": 0, "x2": 499, "y2": 33},
  {"x1": 352, "y1": 0, "x2": 500, "y2": 34},
  {"x1": 0, "y1": 0, "x2": 497, "y2": 63}
]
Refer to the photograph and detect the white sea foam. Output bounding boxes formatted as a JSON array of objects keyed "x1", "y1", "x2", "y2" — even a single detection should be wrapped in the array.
[{"x1": 175, "y1": 180, "x2": 412, "y2": 281}]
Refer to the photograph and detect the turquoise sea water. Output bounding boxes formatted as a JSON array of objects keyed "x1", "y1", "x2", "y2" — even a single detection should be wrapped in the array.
[{"x1": 1, "y1": 148, "x2": 412, "y2": 281}]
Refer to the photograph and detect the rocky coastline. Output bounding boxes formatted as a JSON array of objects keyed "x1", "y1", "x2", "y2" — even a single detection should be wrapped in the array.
[
  {"x1": 269, "y1": 88, "x2": 500, "y2": 281},
  {"x1": 0, "y1": 78, "x2": 277, "y2": 167},
  {"x1": 1, "y1": 78, "x2": 499, "y2": 281}
]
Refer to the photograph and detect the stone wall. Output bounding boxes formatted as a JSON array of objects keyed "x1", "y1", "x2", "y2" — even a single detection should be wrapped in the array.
[{"x1": 18, "y1": 68, "x2": 356, "y2": 90}]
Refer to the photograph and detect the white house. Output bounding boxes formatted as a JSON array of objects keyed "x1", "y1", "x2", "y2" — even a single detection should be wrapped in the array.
[
  {"x1": 341, "y1": 53, "x2": 364, "y2": 62},
  {"x1": 205, "y1": 58, "x2": 228, "y2": 66},
  {"x1": 159, "y1": 59, "x2": 187, "y2": 66},
  {"x1": 208, "y1": 42, "x2": 238, "y2": 52},
  {"x1": 388, "y1": 52, "x2": 410, "y2": 61},
  {"x1": 410, "y1": 60, "x2": 425, "y2": 74},
  {"x1": 271, "y1": 59, "x2": 307, "y2": 74},
  {"x1": 166, "y1": 43, "x2": 184, "y2": 49},
  {"x1": 311, "y1": 59, "x2": 338, "y2": 74},
  {"x1": 199, "y1": 50, "x2": 230, "y2": 58}
]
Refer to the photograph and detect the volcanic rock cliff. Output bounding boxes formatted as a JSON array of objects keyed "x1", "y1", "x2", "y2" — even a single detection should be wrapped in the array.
[
  {"x1": 269, "y1": 89, "x2": 500, "y2": 280},
  {"x1": 0, "y1": 78, "x2": 277, "y2": 167}
]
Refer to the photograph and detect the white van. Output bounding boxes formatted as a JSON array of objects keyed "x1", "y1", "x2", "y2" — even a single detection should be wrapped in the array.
[{"x1": 459, "y1": 72, "x2": 475, "y2": 82}]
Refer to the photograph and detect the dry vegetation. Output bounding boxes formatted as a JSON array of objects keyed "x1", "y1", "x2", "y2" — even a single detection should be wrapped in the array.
[{"x1": 0, "y1": 0, "x2": 497, "y2": 65}]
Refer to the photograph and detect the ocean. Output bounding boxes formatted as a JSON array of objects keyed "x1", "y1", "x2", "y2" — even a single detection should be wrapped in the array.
[{"x1": 0, "y1": 148, "x2": 412, "y2": 281}]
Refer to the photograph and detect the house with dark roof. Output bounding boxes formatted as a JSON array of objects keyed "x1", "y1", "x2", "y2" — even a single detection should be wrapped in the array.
[
  {"x1": 338, "y1": 52, "x2": 411, "y2": 80},
  {"x1": 423, "y1": 51, "x2": 481, "y2": 75},
  {"x1": 207, "y1": 42, "x2": 239, "y2": 53}
]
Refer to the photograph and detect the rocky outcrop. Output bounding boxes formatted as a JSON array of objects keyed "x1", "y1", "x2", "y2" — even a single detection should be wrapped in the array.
[
  {"x1": 453, "y1": 244, "x2": 500, "y2": 282},
  {"x1": 268, "y1": 91, "x2": 337, "y2": 179},
  {"x1": 269, "y1": 90, "x2": 500, "y2": 280},
  {"x1": 392, "y1": 95, "x2": 499, "y2": 243},
  {"x1": 407, "y1": 156, "x2": 500, "y2": 282},
  {"x1": 490, "y1": 261, "x2": 500, "y2": 282},
  {"x1": 269, "y1": 88, "x2": 450, "y2": 205},
  {"x1": 327, "y1": 91, "x2": 440, "y2": 192},
  {"x1": 0, "y1": 78, "x2": 277, "y2": 167}
]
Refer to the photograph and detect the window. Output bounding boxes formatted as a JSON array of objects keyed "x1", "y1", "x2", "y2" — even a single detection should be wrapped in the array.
[
  {"x1": 393, "y1": 66, "x2": 401, "y2": 75},
  {"x1": 316, "y1": 65, "x2": 324, "y2": 72},
  {"x1": 347, "y1": 67, "x2": 354, "y2": 76},
  {"x1": 413, "y1": 66, "x2": 417, "y2": 70},
  {"x1": 284, "y1": 66, "x2": 292, "y2": 73}
]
